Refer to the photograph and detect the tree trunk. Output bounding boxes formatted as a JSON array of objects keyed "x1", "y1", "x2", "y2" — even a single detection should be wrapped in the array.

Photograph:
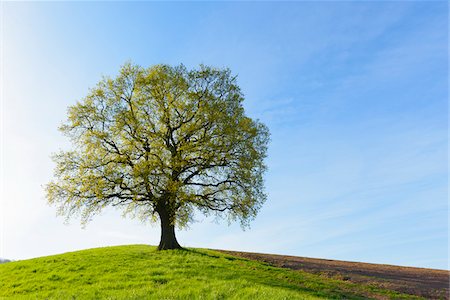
[{"x1": 157, "y1": 204, "x2": 182, "y2": 250}]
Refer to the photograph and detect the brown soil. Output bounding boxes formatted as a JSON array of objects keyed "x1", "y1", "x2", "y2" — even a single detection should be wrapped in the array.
[{"x1": 218, "y1": 250, "x2": 449, "y2": 299}]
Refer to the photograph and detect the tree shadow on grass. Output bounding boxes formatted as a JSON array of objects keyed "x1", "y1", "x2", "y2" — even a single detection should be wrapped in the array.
[{"x1": 184, "y1": 248, "x2": 369, "y2": 299}]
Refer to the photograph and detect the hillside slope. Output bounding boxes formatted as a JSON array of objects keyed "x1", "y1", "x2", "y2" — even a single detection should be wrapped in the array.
[
  {"x1": 219, "y1": 250, "x2": 449, "y2": 299},
  {"x1": 0, "y1": 245, "x2": 421, "y2": 299}
]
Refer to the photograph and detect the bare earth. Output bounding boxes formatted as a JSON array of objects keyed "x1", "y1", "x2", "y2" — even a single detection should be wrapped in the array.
[{"x1": 218, "y1": 250, "x2": 449, "y2": 299}]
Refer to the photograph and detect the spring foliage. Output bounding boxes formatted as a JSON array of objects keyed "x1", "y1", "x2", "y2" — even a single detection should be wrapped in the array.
[{"x1": 46, "y1": 63, "x2": 269, "y2": 230}]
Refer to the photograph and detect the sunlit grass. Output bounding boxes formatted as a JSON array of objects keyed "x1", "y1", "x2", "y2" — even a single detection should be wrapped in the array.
[{"x1": 0, "y1": 245, "x2": 421, "y2": 299}]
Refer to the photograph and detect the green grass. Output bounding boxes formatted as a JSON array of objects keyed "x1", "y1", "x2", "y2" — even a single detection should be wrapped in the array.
[{"x1": 0, "y1": 245, "x2": 421, "y2": 299}]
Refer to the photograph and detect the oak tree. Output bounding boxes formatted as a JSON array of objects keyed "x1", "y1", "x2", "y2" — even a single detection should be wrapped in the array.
[{"x1": 46, "y1": 63, "x2": 269, "y2": 250}]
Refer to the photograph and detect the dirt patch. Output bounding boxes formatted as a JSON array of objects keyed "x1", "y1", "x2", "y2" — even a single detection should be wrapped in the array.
[{"x1": 217, "y1": 250, "x2": 449, "y2": 299}]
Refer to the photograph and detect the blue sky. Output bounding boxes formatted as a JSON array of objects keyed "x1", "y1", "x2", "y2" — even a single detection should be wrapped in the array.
[{"x1": 1, "y1": 2, "x2": 447, "y2": 269}]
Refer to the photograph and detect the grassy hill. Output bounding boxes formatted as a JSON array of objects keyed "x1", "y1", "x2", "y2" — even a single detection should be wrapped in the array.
[{"x1": 0, "y1": 245, "x2": 421, "y2": 299}]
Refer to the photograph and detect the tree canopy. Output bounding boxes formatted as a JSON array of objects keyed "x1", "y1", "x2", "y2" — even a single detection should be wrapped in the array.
[{"x1": 46, "y1": 63, "x2": 270, "y2": 249}]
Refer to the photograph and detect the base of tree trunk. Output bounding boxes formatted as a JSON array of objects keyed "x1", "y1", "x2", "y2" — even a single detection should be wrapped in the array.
[
  {"x1": 157, "y1": 239, "x2": 183, "y2": 250},
  {"x1": 157, "y1": 228, "x2": 182, "y2": 250},
  {"x1": 157, "y1": 208, "x2": 183, "y2": 250}
]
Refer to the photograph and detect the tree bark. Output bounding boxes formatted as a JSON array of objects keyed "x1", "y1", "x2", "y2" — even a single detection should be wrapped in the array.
[{"x1": 156, "y1": 203, "x2": 182, "y2": 250}]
